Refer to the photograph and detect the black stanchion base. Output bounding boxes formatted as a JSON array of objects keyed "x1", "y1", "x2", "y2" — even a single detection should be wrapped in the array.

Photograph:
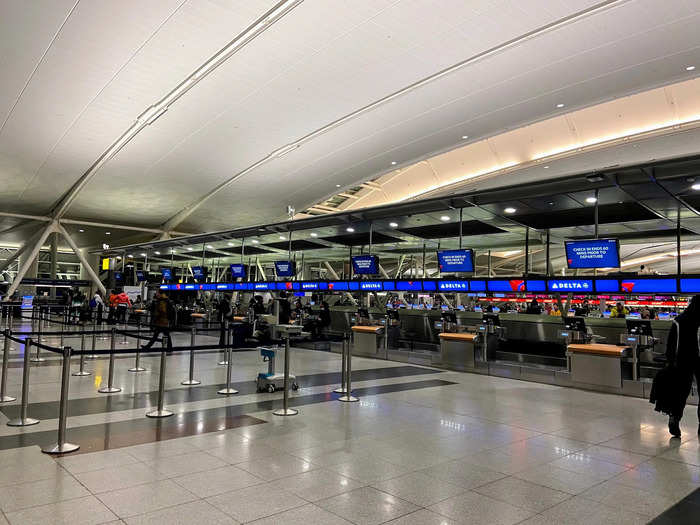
[
  {"x1": 29, "y1": 357, "x2": 45, "y2": 363},
  {"x1": 128, "y1": 367, "x2": 147, "y2": 372},
  {"x1": 273, "y1": 408, "x2": 298, "y2": 416},
  {"x1": 217, "y1": 387, "x2": 238, "y2": 395},
  {"x1": 42, "y1": 442, "x2": 79, "y2": 454},
  {"x1": 333, "y1": 387, "x2": 348, "y2": 394},
  {"x1": 0, "y1": 395, "x2": 17, "y2": 403},
  {"x1": 339, "y1": 395, "x2": 359, "y2": 402},
  {"x1": 71, "y1": 371, "x2": 91, "y2": 377},
  {"x1": 182, "y1": 379, "x2": 201, "y2": 385},
  {"x1": 7, "y1": 417, "x2": 39, "y2": 426},
  {"x1": 146, "y1": 409, "x2": 173, "y2": 418},
  {"x1": 98, "y1": 387, "x2": 121, "y2": 394}
]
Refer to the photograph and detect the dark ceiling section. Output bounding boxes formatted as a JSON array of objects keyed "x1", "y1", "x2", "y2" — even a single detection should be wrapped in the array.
[
  {"x1": 218, "y1": 246, "x2": 272, "y2": 256},
  {"x1": 514, "y1": 203, "x2": 658, "y2": 230},
  {"x1": 264, "y1": 240, "x2": 326, "y2": 251},
  {"x1": 154, "y1": 254, "x2": 193, "y2": 262},
  {"x1": 568, "y1": 228, "x2": 695, "y2": 241},
  {"x1": 322, "y1": 232, "x2": 402, "y2": 246},
  {"x1": 679, "y1": 195, "x2": 700, "y2": 211},
  {"x1": 398, "y1": 220, "x2": 506, "y2": 239}
]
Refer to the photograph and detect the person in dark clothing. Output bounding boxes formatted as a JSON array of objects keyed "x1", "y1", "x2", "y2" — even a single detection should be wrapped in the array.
[
  {"x1": 142, "y1": 291, "x2": 175, "y2": 351},
  {"x1": 525, "y1": 299, "x2": 542, "y2": 315},
  {"x1": 278, "y1": 291, "x2": 291, "y2": 324},
  {"x1": 575, "y1": 299, "x2": 590, "y2": 317},
  {"x1": 666, "y1": 295, "x2": 700, "y2": 437},
  {"x1": 252, "y1": 295, "x2": 266, "y2": 316},
  {"x1": 217, "y1": 294, "x2": 232, "y2": 346}
]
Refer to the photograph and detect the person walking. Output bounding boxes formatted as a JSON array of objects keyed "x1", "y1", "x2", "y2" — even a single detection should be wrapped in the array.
[
  {"x1": 666, "y1": 295, "x2": 700, "y2": 437},
  {"x1": 142, "y1": 291, "x2": 175, "y2": 352}
]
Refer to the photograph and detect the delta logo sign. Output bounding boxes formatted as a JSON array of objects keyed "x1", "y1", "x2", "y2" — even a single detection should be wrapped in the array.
[
  {"x1": 509, "y1": 280, "x2": 525, "y2": 292},
  {"x1": 621, "y1": 281, "x2": 635, "y2": 293},
  {"x1": 284, "y1": 282, "x2": 293, "y2": 290}
]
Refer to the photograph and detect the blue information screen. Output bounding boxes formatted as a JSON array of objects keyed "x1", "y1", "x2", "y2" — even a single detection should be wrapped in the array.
[
  {"x1": 348, "y1": 282, "x2": 360, "y2": 291},
  {"x1": 252, "y1": 282, "x2": 271, "y2": 290},
  {"x1": 547, "y1": 279, "x2": 593, "y2": 292},
  {"x1": 437, "y1": 249, "x2": 474, "y2": 273},
  {"x1": 382, "y1": 281, "x2": 395, "y2": 291},
  {"x1": 215, "y1": 284, "x2": 233, "y2": 290},
  {"x1": 229, "y1": 264, "x2": 245, "y2": 279},
  {"x1": 680, "y1": 279, "x2": 700, "y2": 293},
  {"x1": 114, "y1": 271, "x2": 123, "y2": 282},
  {"x1": 235, "y1": 283, "x2": 250, "y2": 290},
  {"x1": 595, "y1": 279, "x2": 619, "y2": 292},
  {"x1": 396, "y1": 280, "x2": 422, "y2": 291},
  {"x1": 360, "y1": 281, "x2": 382, "y2": 291},
  {"x1": 274, "y1": 261, "x2": 295, "y2": 277},
  {"x1": 488, "y1": 279, "x2": 525, "y2": 292},
  {"x1": 161, "y1": 268, "x2": 172, "y2": 280},
  {"x1": 300, "y1": 282, "x2": 319, "y2": 290},
  {"x1": 526, "y1": 280, "x2": 546, "y2": 292},
  {"x1": 620, "y1": 279, "x2": 677, "y2": 293},
  {"x1": 192, "y1": 266, "x2": 205, "y2": 279},
  {"x1": 438, "y1": 280, "x2": 469, "y2": 292},
  {"x1": 352, "y1": 255, "x2": 379, "y2": 275},
  {"x1": 328, "y1": 281, "x2": 348, "y2": 291},
  {"x1": 565, "y1": 239, "x2": 620, "y2": 268},
  {"x1": 136, "y1": 271, "x2": 146, "y2": 282},
  {"x1": 422, "y1": 280, "x2": 436, "y2": 291},
  {"x1": 470, "y1": 280, "x2": 486, "y2": 292}
]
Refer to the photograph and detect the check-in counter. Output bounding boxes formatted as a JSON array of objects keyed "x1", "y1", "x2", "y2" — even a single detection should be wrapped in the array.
[
  {"x1": 351, "y1": 325, "x2": 385, "y2": 357},
  {"x1": 568, "y1": 343, "x2": 630, "y2": 388},
  {"x1": 438, "y1": 332, "x2": 478, "y2": 370}
]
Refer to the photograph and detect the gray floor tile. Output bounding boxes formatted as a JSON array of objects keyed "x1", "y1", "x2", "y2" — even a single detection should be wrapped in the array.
[
  {"x1": 124, "y1": 500, "x2": 238, "y2": 525},
  {"x1": 372, "y1": 471, "x2": 466, "y2": 507},
  {"x1": 419, "y1": 459, "x2": 505, "y2": 489},
  {"x1": 269, "y1": 468, "x2": 364, "y2": 502},
  {"x1": 57, "y1": 449, "x2": 140, "y2": 475},
  {"x1": 473, "y1": 476, "x2": 571, "y2": 513},
  {"x1": 534, "y1": 495, "x2": 649, "y2": 525},
  {"x1": 3, "y1": 495, "x2": 117, "y2": 525},
  {"x1": 326, "y1": 456, "x2": 413, "y2": 484},
  {"x1": 0, "y1": 472, "x2": 90, "y2": 513},
  {"x1": 580, "y1": 480, "x2": 678, "y2": 517},
  {"x1": 144, "y1": 450, "x2": 227, "y2": 479},
  {"x1": 549, "y1": 453, "x2": 630, "y2": 480},
  {"x1": 316, "y1": 487, "x2": 419, "y2": 525},
  {"x1": 97, "y1": 479, "x2": 198, "y2": 518},
  {"x1": 384, "y1": 509, "x2": 459, "y2": 524},
  {"x1": 125, "y1": 441, "x2": 199, "y2": 462},
  {"x1": 75, "y1": 462, "x2": 160, "y2": 494},
  {"x1": 172, "y1": 465, "x2": 264, "y2": 498},
  {"x1": 248, "y1": 503, "x2": 353, "y2": 524},
  {"x1": 235, "y1": 452, "x2": 317, "y2": 481},
  {"x1": 513, "y1": 464, "x2": 603, "y2": 495},
  {"x1": 428, "y1": 490, "x2": 535, "y2": 525},
  {"x1": 207, "y1": 482, "x2": 306, "y2": 523},
  {"x1": 206, "y1": 441, "x2": 280, "y2": 465},
  {"x1": 576, "y1": 445, "x2": 650, "y2": 467}
]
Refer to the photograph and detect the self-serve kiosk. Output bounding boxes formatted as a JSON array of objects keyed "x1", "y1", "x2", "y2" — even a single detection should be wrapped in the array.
[{"x1": 436, "y1": 310, "x2": 480, "y2": 370}]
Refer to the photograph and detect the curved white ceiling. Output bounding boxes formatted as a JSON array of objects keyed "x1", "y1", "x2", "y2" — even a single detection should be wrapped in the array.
[{"x1": 0, "y1": 0, "x2": 699, "y2": 245}]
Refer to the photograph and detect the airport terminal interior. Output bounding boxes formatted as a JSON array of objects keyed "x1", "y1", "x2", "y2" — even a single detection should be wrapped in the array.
[{"x1": 3, "y1": 1, "x2": 700, "y2": 524}]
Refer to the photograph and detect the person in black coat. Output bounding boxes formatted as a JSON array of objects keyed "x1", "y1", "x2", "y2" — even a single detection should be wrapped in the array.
[{"x1": 666, "y1": 295, "x2": 700, "y2": 437}]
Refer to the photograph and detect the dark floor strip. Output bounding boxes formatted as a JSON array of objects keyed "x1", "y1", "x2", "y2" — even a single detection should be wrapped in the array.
[
  {"x1": 0, "y1": 366, "x2": 442, "y2": 419},
  {"x1": 649, "y1": 486, "x2": 700, "y2": 524},
  {"x1": 0, "y1": 379, "x2": 456, "y2": 453}
]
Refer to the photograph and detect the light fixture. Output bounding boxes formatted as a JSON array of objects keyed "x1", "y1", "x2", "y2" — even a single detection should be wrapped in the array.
[
  {"x1": 543, "y1": 165, "x2": 549, "y2": 169},
  {"x1": 140, "y1": 253, "x2": 147, "y2": 257},
  {"x1": 78, "y1": 229, "x2": 84, "y2": 232},
  {"x1": 585, "y1": 197, "x2": 597, "y2": 203},
  {"x1": 206, "y1": 245, "x2": 213, "y2": 249},
  {"x1": 461, "y1": 135, "x2": 469, "y2": 140},
  {"x1": 504, "y1": 207, "x2": 516, "y2": 214},
  {"x1": 128, "y1": 254, "x2": 133, "y2": 258},
  {"x1": 586, "y1": 174, "x2": 605, "y2": 183},
  {"x1": 279, "y1": 235, "x2": 286, "y2": 240},
  {"x1": 105, "y1": 231, "x2": 111, "y2": 235},
  {"x1": 154, "y1": 251, "x2": 161, "y2": 255},
  {"x1": 346, "y1": 227, "x2": 355, "y2": 232},
  {"x1": 440, "y1": 215, "x2": 450, "y2": 221},
  {"x1": 335, "y1": 184, "x2": 341, "y2": 188},
  {"x1": 310, "y1": 232, "x2": 318, "y2": 237},
  {"x1": 556, "y1": 103, "x2": 565, "y2": 108},
  {"x1": 692, "y1": 183, "x2": 700, "y2": 191},
  {"x1": 187, "y1": 247, "x2": 193, "y2": 251},
  {"x1": 227, "y1": 242, "x2": 234, "y2": 246},
  {"x1": 251, "y1": 239, "x2": 259, "y2": 244},
  {"x1": 391, "y1": 161, "x2": 397, "y2": 165},
  {"x1": 389, "y1": 222, "x2": 398, "y2": 227},
  {"x1": 687, "y1": 66, "x2": 696, "y2": 71}
]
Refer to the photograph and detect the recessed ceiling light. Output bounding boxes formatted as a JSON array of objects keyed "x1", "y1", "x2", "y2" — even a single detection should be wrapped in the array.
[
  {"x1": 128, "y1": 254, "x2": 133, "y2": 258},
  {"x1": 105, "y1": 231, "x2": 111, "y2": 235},
  {"x1": 207, "y1": 245, "x2": 213, "y2": 249},
  {"x1": 140, "y1": 253, "x2": 147, "y2": 257},
  {"x1": 556, "y1": 103, "x2": 565, "y2": 108},
  {"x1": 78, "y1": 229, "x2": 84, "y2": 232},
  {"x1": 227, "y1": 242, "x2": 233, "y2": 246},
  {"x1": 389, "y1": 222, "x2": 398, "y2": 227},
  {"x1": 543, "y1": 165, "x2": 549, "y2": 169},
  {"x1": 279, "y1": 235, "x2": 286, "y2": 240},
  {"x1": 335, "y1": 184, "x2": 341, "y2": 188},
  {"x1": 310, "y1": 232, "x2": 318, "y2": 237},
  {"x1": 692, "y1": 183, "x2": 700, "y2": 191},
  {"x1": 461, "y1": 135, "x2": 469, "y2": 140},
  {"x1": 154, "y1": 251, "x2": 160, "y2": 255},
  {"x1": 687, "y1": 66, "x2": 696, "y2": 71},
  {"x1": 346, "y1": 227, "x2": 355, "y2": 232},
  {"x1": 187, "y1": 247, "x2": 193, "y2": 251},
  {"x1": 585, "y1": 197, "x2": 597, "y2": 203},
  {"x1": 440, "y1": 215, "x2": 450, "y2": 221},
  {"x1": 391, "y1": 161, "x2": 397, "y2": 165},
  {"x1": 548, "y1": 201, "x2": 555, "y2": 206},
  {"x1": 251, "y1": 239, "x2": 259, "y2": 244},
  {"x1": 504, "y1": 207, "x2": 516, "y2": 214}
]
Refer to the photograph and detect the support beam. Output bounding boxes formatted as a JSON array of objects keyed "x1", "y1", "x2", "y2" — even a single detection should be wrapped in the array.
[
  {"x1": 256, "y1": 258, "x2": 267, "y2": 281},
  {"x1": 56, "y1": 223, "x2": 106, "y2": 296},
  {"x1": 0, "y1": 227, "x2": 44, "y2": 275},
  {"x1": 4, "y1": 223, "x2": 56, "y2": 299},
  {"x1": 323, "y1": 261, "x2": 356, "y2": 305}
]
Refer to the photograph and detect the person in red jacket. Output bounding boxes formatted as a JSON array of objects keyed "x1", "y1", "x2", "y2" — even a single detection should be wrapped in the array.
[{"x1": 115, "y1": 290, "x2": 132, "y2": 324}]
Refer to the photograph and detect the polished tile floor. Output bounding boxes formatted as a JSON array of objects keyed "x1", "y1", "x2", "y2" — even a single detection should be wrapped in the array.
[{"x1": 0, "y1": 321, "x2": 698, "y2": 524}]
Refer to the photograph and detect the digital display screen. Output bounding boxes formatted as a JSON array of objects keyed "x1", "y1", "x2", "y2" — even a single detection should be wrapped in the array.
[
  {"x1": 252, "y1": 282, "x2": 271, "y2": 290},
  {"x1": 328, "y1": 281, "x2": 348, "y2": 291},
  {"x1": 595, "y1": 279, "x2": 619, "y2": 292},
  {"x1": 565, "y1": 239, "x2": 620, "y2": 268},
  {"x1": 136, "y1": 270, "x2": 146, "y2": 282},
  {"x1": 351, "y1": 255, "x2": 379, "y2": 275},
  {"x1": 437, "y1": 249, "x2": 474, "y2": 273},
  {"x1": 348, "y1": 281, "x2": 360, "y2": 291},
  {"x1": 470, "y1": 280, "x2": 486, "y2": 292},
  {"x1": 216, "y1": 284, "x2": 233, "y2": 290},
  {"x1": 382, "y1": 281, "x2": 395, "y2": 291},
  {"x1": 229, "y1": 264, "x2": 245, "y2": 279},
  {"x1": 360, "y1": 281, "x2": 382, "y2": 291},
  {"x1": 488, "y1": 279, "x2": 525, "y2": 292},
  {"x1": 680, "y1": 279, "x2": 700, "y2": 293},
  {"x1": 234, "y1": 283, "x2": 250, "y2": 290},
  {"x1": 192, "y1": 266, "x2": 205, "y2": 280},
  {"x1": 274, "y1": 261, "x2": 295, "y2": 277},
  {"x1": 114, "y1": 271, "x2": 123, "y2": 282},
  {"x1": 438, "y1": 280, "x2": 469, "y2": 291},
  {"x1": 658, "y1": 312, "x2": 671, "y2": 320},
  {"x1": 620, "y1": 279, "x2": 677, "y2": 293},
  {"x1": 526, "y1": 280, "x2": 546, "y2": 292},
  {"x1": 161, "y1": 268, "x2": 172, "y2": 280},
  {"x1": 397, "y1": 281, "x2": 422, "y2": 291},
  {"x1": 547, "y1": 279, "x2": 593, "y2": 292},
  {"x1": 422, "y1": 280, "x2": 436, "y2": 291},
  {"x1": 300, "y1": 282, "x2": 319, "y2": 290}
]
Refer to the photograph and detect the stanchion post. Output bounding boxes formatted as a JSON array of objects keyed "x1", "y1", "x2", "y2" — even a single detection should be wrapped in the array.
[
  {"x1": 98, "y1": 328, "x2": 121, "y2": 393},
  {"x1": 339, "y1": 332, "x2": 358, "y2": 402},
  {"x1": 7, "y1": 338, "x2": 39, "y2": 426},
  {"x1": 218, "y1": 325, "x2": 238, "y2": 395},
  {"x1": 182, "y1": 327, "x2": 201, "y2": 386},
  {"x1": 0, "y1": 330, "x2": 16, "y2": 402},
  {"x1": 146, "y1": 339, "x2": 173, "y2": 418},
  {"x1": 129, "y1": 318, "x2": 146, "y2": 372},
  {"x1": 273, "y1": 335, "x2": 297, "y2": 416},
  {"x1": 31, "y1": 315, "x2": 45, "y2": 363},
  {"x1": 218, "y1": 320, "x2": 229, "y2": 365},
  {"x1": 42, "y1": 346, "x2": 79, "y2": 454},
  {"x1": 73, "y1": 331, "x2": 90, "y2": 377},
  {"x1": 333, "y1": 336, "x2": 347, "y2": 394},
  {"x1": 88, "y1": 317, "x2": 98, "y2": 359}
]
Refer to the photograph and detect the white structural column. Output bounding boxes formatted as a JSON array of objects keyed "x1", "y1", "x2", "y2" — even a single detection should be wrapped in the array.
[
  {"x1": 0, "y1": 228, "x2": 44, "y2": 275},
  {"x1": 323, "y1": 261, "x2": 356, "y2": 305},
  {"x1": 56, "y1": 224, "x2": 106, "y2": 296},
  {"x1": 4, "y1": 222, "x2": 57, "y2": 299}
]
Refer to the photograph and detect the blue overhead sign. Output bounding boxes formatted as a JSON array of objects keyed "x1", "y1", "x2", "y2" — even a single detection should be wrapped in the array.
[
  {"x1": 360, "y1": 281, "x2": 382, "y2": 291},
  {"x1": 620, "y1": 278, "x2": 677, "y2": 294},
  {"x1": 438, "y1": 280, "x2": 469, "y2": 291},
  {"x1": 565, "y1": 239, "x2": 620, "y2": 269},
  {"x1": 547, "y1": 279, "x2": 593, "y2": 292},
  {"x1": 437, "y1": 249, "x2": 474, "y2": 273},
  {"x1": 229, "y1": 264, "x2": 245, "y2": 279},
  {"x1": 351, "y1": 255, "x2": 379, "y2": 275},
  {"x1": 274, "y1": 261, "x2": 295, "y2": 277},
  {"x1": 595, "y1": 279, "x2": 619, "y2": 293},
  {"x1": 396, "y1": 281, "x2": 422, "y2": 291}
]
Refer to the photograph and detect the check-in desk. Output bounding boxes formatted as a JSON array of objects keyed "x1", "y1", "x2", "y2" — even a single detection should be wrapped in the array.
[
  {"x1": 351, "y1": 325, "x2": 385, "y2": 357},
  {"x1": 568, "y1": 343, "x2": 630, "y2": 389},
  {"x1": 438, "y1": 332, "x2": 478, "y2": 370}
]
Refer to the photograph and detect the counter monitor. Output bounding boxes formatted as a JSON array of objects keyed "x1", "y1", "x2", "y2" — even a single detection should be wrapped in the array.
[
  {"x1": 351, "y1": 255, "x2": 379, "y2": 275},
  {"x1": 565, "y1": 239, "x2": 620, "y2": 269},
  {"x1": 626, "y1": 319, "x2": 652, "y2": 336},
  {"x1": 274, "y1": 261, "x2": 295, "y2": 277},
  {"x1": 229, "y1": 264, "x2": 245, "y2": 279},
  {"x1": 437, "y1": 249, "x2": 474, "y2": 273}
]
